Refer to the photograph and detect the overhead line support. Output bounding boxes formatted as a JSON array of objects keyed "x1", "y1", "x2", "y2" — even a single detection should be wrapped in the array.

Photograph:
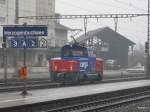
[{"x1": 18, "y1": 14, "x2": 148, "y2": 20}]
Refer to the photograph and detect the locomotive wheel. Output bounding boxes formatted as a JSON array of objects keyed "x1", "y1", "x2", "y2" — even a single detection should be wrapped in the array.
[
  {"x1": 97, "y1": 73, "x2": 103, "y2": 81},
  {"x1": 50, "y1": 72, "x2": 57, "y2": 82},
  {"x1": 74, "y1": 73, "x2": 80, "y2": 84}
]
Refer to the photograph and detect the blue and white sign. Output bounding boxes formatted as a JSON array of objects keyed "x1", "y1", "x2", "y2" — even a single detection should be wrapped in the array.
[
  {"x1": 11, "y1": 39, "x2": 18, "y2": 48},
  {"x1": 3, "y1": 25, "x2": 48, "y2": 42},
  {"x1": 3, "y1": 25, "x2": 48, "y2": 48},
  {"x1": 28, "y1": 38, "x2": 38, "y2": 48},
  {"x1": 11, "y1": 38, "x2": 38, "y2": 48},
  {"x1": 39, "y1": 38, "x2": 47, "y2": 48},
  {"x1": 3, "y1": 25, "x2": 47, "y2": 36}
]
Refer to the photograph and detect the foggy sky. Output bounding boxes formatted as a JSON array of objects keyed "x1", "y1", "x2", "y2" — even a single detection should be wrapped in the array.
[{"x1": 56, "y1": 0, "x2": 148, "y2": 45}]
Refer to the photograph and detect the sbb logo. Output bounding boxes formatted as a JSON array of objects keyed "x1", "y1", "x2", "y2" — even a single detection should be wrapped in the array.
[{"x1": 80, "y1": 62, "x2": 88, "y2": 69}]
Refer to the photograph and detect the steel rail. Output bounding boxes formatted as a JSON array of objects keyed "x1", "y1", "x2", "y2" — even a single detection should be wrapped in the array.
[
  {"x1": 45, "y1": 90, "x2": 150, "y2": 112},
  {"x1": 1, "y1": 86, "x2": 150, "y2": 112}
]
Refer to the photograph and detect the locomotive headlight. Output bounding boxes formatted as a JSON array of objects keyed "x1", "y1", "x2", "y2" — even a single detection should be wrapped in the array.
[
  {"x1": 54, "y1": 66, "x2": 58, "y2": 71},
  {"x1": 70, "y1": 66, "x2": 73, "y2": 71}
]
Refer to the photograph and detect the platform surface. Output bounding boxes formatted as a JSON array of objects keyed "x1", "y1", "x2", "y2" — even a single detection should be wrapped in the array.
[{"x1": 0, "y1": 80, "x2": 150, "y2": 109}]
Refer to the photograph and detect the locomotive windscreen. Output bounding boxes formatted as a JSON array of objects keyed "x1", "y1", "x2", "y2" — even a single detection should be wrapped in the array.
[{"x1": 61, "y1": 44, "x2": 88, "y2": 57}]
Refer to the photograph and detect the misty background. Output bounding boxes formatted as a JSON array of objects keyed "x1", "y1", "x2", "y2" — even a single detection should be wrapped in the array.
[{"x1": 56, "y1": 0, "x2": 147, "y2": 48}]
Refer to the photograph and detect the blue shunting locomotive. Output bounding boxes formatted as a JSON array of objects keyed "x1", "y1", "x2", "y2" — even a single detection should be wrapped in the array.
[{"x1": 49, "y1": 44, "x2": 103, "y2": 83}]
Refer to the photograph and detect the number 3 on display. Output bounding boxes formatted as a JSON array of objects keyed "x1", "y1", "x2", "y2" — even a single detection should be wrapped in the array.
[{"x1": 11, "y1": 40, "x2": 18, "y2": 47}]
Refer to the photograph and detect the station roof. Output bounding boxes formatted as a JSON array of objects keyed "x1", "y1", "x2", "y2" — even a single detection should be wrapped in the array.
[
  {"x1": 55, "y1": 22, "x2": 71, "y2": 31},
  {"x1": 77, "y1": 27, "x2": 135, "y2": 46}
]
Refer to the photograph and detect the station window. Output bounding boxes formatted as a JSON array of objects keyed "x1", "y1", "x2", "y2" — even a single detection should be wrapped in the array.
[
  {"x1": 0, "y1": 0, "x2": 5, "y2": 4},
  {"x1": 0, "y1": 17, "x2": 5, "y2": 22},
  {"x1": 0, "y1": 36, "x2": 2, "y2": 42}
]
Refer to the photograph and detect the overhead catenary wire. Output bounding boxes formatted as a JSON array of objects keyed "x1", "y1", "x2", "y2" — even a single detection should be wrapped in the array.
[
  {"x1": 57, "y1": 0, "x2": 148, "y2": 24},
  {"x1": 58, "y1": 0, "x2": 96, "y2": 14},
  {"x1": 2, "y1": 0, "x2": 146, "y2": 43},
  {"x1": 86, "y1": 0, "x2": 146, "y2": 13},
  {"x1": 67, "y1": 18, "x2": 147, "y2": 40},
  {"x1": 57, "y1": 0, "x2": 148, "y2": 28},
  {"x1": 113, "y1": 0, "x2": 147, "y2": 12},
  {"x1": 18, "y1": 13, "x2": 148, "y2": 41},
  {"x1": 86, "y1": 19, "x2": 147, "y2": 38},
  {"x1": 0, "y1": 0, "x2": 147, "y2": 27},
  {"x1": 58, "y1": 0, "x2": 146, "y2": 14}
]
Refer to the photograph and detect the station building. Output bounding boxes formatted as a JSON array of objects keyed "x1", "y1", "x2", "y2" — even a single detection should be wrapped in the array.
[{"x1": 77, "y1": 27, "x2": 135, "y2": 68}]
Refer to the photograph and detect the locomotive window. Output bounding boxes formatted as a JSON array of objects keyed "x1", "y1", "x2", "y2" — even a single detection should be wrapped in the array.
[
  {"x1": 62, "y1": 48, "x2": 88, "y2": 57},
  {"x1": 63, "y1": 50, "x2": 71, "y2": 57},
  {"x1": 72, "y1": 50, "x2": 83, "y2": 56},
  {"x1": 72, "y1": 50, "x2": 87, "y2": 57}
]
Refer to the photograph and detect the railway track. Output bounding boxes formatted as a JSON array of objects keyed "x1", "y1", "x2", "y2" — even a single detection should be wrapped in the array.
[
  {"x1": 0, "y1": 76, "x2": 148, "y2": 92},
  {"x1": 46, "y1": 90, "x2": 150, "y2": 112},
  {"x1": 2, "y1": 86, "x2": 150, "y2": 112}
]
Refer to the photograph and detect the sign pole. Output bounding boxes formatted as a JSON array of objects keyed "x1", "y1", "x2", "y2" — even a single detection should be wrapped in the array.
[
  {"x1": 21, "y1": 46, "x2": 28, "y2": 95},
  {"x1": 2, "y1": 27, "x2": 8, "y2": 84},
  {"x1": 2, "y1": 41, "x2": 7, "y2": 84},
  {"x1": 4, "y1": 43, "x2": 7, "y2": 84},
  {"x1": 21, "y1": 23, "x2": 28, "y2": 96},
  {"x1": 21, "y1": 41, "x2": 28, "y2": 95}
]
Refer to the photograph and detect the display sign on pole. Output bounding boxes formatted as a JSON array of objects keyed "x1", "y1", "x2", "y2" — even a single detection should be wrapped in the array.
[
  {"x1": 3, "y1": 24, "x2": 48, "y2": 95},
  {"x1": 11, "y1": 37, "x2": 38, "y2": 48},
  {"x1": 3, "y1": 25, "x2": 48, "y2": 41}
]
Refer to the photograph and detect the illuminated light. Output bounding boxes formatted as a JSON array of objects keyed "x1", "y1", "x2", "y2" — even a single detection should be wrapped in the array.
[
  {"x1": 70, "y1": 66, "x2": 73, "y2": 71},
  {"x1": 54, "y1": 66, "x2": 58, "y2": 71}
]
